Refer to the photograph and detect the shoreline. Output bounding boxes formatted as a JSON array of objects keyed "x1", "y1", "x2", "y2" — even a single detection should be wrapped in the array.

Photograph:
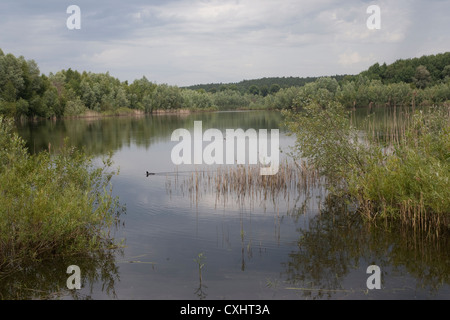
[
  {"x1": 15, "y1": 106, "x2": 273, "y2": 122},
  {"x1": 11, "y1": 103, "x2": 446, "y2": 123}
]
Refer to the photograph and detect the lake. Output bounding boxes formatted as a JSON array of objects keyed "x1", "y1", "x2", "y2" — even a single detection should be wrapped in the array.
[{"x1": 5, "y1": 109, "x2": 450, "y2": 300}]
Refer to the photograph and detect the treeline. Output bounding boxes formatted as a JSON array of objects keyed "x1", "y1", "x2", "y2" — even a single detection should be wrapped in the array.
[
  {"x1": 184, "y1": 75, "x2": 348, "y2": 95},
  {"x1": 1, "y1": 48, "x2": 450, "y2": 119},
  {"x1": 261, "y1": 75, "x2": 450, "y2": 110},
  {"x1": 0, "y1": 48, "x2": 135, "y2": 118},
  {"x1": 0, "y1": 48, "x2": 268, "y2": 118},
  {"x1": 255, "y1": 53, "x2": 450, "y2": 110},
  {"x1": 186, "y1": 52, "x2": 450, "y2": 97},
  {"x1": 357, "y1": 52, "x2": 450, "y2": 86}
]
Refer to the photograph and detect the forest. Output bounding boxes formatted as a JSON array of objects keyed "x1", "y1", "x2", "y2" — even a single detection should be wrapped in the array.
[
  {"x1": 1, "y1": 48, "x2": 450, "y2": 119},
  {"x1": 183, "y1": 75, "x2": 347, "y2": 94}
]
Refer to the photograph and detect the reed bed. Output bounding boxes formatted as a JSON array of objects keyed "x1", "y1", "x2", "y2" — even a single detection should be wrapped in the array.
[
  {"x1": 164, "y1": 160, "x2": 323, "y2": 209},
  {"x1": 284, "y1": 101, "x2": 449, "y2": 235},
  {"x1": 351, "y1": 105, "x2": 450, "y2": 234}
]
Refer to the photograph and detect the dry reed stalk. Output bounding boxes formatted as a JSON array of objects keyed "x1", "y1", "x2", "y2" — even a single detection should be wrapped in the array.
[{"x1": 165, "y1": 160, "x2": 321, "y2": 209}]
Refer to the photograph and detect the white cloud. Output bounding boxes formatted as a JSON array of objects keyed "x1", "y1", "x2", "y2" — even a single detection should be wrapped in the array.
[
  {"x1": 338, "y1": 51, "x2": 374, "y2": 66},
  {"x1": 0, "y1": 0, "x2": 449, "y2": 85}
]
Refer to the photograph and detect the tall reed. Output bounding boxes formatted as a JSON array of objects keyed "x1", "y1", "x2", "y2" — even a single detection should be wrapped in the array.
[
  {"x1": 165, "y1": 160, "x2": 322, "y2": 210},
  {"x1": 283, "y1": 102, "x2": 449, "y2": 235}
]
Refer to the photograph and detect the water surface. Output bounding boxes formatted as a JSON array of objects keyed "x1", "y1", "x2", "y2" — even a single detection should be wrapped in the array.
[{"x1": 7, "y1": 109, "x2": 450, "y2": 300}]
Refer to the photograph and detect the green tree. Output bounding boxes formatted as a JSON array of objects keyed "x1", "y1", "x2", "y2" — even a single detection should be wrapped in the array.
[
  {"x1": 64, "y1": 97, "x2": 86, "y2": 116},
  {"x1": 80, "y1": 78, "x2": 98, "y2": 110},
  {"x1": 41, "y1": 86, "x2": 61, "y2": 117},
  {"x1": 367, "y1": 80, "x2": 388, "y2": 106},
  {"x1": 128, "y1": 76, "x2": 156, "y2": 110},
  {"x1": 314, "y1": 77, "x2": 339, "y2": 94},
  {"x1": 387, "y1": 82, "x2": 411, "y2": 106},
  {"x1": 16, "y1": 98, "x2": 29, "y2": 116},
  {"x1": 413, "y1": 65, "x2": 432, "y2": 89},
  {"x1": 151, "y1": 84, "x2": 183, "y2": 110},
  {"x1": 441, "y1": 65, "x2": 450, "y2": 80},
  {"x1": 114, "y1": 86, "x2": 130, "y2": 109},
  {"x1": 2, "y1": 81, "x2": 17, "y2": 102},
  {"x1": 249, "y1": 85, "x2": 260, "y2": 95},
  {"x1": 0, "y1": 53, "x2": 25, "y2": 98},
  {"x1": 336, "y1": 81, "x2": 356, "y2": 108},
  {"x1": 260, "y1": 85, "x2": 269, "y2": 97},
  {"x1": 269, "y1": 84, "x2": 281, "y2": 94},
  {"x1": 270, "y1": 87, "x2": 302, "y2": 110},
  {"x1": 64, "y1": 68, "x2": 82, "y2": 96},
  {"x1": 364, "y1": 62, "x2": 382, "y2": 80}
]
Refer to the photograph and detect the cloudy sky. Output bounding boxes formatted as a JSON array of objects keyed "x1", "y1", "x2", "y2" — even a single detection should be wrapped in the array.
[{"x1": 1, "y1": 0, "x2": 449, "y2": 86}]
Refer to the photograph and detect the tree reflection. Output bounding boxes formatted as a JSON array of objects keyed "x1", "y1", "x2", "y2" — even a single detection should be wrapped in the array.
[
  {"x1": 16, "y1": 111, "x2": 285, "y2": 156},
  {"x1": 283, "y1": 195, "x2": 450, "y2": 299},
  {"x1": 0, "y1": 203, "x2": 126, "y2": 300},
  {"x1": 0, "y1": 247, "x2": 123, "y2": 300}
]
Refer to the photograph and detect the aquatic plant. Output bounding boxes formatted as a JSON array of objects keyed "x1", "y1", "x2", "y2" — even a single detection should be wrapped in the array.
[
  {"x1": 282, "y1": 101, "x2": 450, "y2": 234},
  {"x1": 164, "y1": 160, "x2": 322, "y2": 210}
]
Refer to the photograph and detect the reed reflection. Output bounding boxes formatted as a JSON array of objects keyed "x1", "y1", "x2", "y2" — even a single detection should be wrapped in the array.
[{"x1": 281, "y1": 195, "x2": 450, "y2": 299}]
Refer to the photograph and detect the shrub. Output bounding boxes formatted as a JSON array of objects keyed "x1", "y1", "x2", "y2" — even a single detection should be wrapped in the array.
[
  {"x1": 283, "y1": 102, "x2": 450, "y2": 232},
  {"x1": 0, "y1": 116, "x2": 122, "y2": 272}
]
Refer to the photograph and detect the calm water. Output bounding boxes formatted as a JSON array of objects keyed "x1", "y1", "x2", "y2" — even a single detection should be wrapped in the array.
[{"x1": 6, "y1": 109, "x2": 450, "y2": 300}]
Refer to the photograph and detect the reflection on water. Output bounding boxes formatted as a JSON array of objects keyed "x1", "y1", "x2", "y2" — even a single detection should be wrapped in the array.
[
  {"x1": 17, "y1": 111, "x2": 284, "y2": 156},
  {"x1": 164, "y1": 160, "x2": 323, "y2": 213},
  {"x1": 0, "y1": 248, "x2": 122, "y2": 300},
  {"x1": 7, "y1": 109, "x2": 449, "y2": 300},
  {"x1": 282, "y1": 195, "x2": 450, "y2": 299}
]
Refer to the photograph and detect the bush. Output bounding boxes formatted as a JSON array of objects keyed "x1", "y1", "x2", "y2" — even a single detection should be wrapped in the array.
[
  {"x1": 283, "y1": 102, "x2": 450, "y2": 231},
  {"x1": 0, "y1": 117, "x2": 122, "y2": 272},
  {"x1": 282, "y1": 100, "x2": 375, "y2": 185}
]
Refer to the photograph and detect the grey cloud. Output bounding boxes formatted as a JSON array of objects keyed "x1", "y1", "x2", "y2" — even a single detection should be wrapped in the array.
[{"x1": 0, "y1": 0, "x2": 449, "y2": 86}]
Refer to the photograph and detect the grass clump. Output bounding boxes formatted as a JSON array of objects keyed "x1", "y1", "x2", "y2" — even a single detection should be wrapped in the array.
[
  {"x1": 0, "y1": 116, "x2": 122, "y2": 273},
  {"x1": 282, "y1": 102, "x2": 450, "y2": 233}
]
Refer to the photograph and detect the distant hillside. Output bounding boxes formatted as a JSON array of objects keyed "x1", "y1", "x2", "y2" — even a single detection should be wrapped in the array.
[
  {"x1": 184, "y1": 75, "x2": 349, "y2": 95},
  {"x1": 185, "y1": 52, "x2": 450, "y2": 95},
  {"x1": 359, "y1": 52, "x2": 450, "y2": 86}
]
